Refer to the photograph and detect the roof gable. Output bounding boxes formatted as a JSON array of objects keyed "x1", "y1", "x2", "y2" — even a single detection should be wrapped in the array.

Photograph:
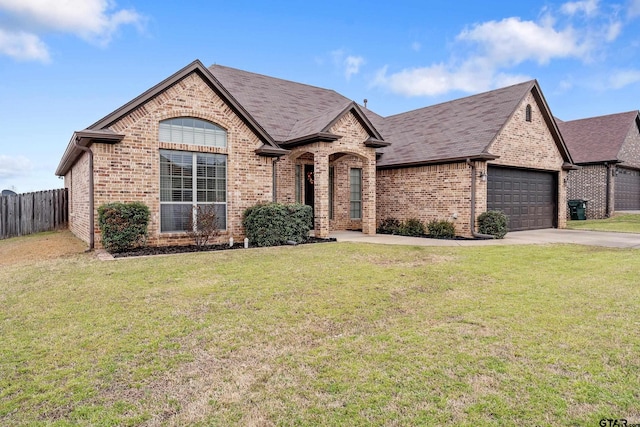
[
  {"x1": 557, "y1": 110, "x2": 640, "y2": 164},
  {"x1": 87, "y1": 60, "x2": 275, "y2": 146},
  {"x1": 375, "y1": 80, "x2": 525, "y2": 167},
  {"x1": 209, "y1": 65, "x2": 360, "y2": 143},
  {"x1": 376, "y1": 80, "x2": 571, "y2": 168},
  {"x1": 56, "y1": 60, "x2": 286, "y2": 175},
  {"x1": 209, "y1": 65, "x2": 387, "y2": 149}
]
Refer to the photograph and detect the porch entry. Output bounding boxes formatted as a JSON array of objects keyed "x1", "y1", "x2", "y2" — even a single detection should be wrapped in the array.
[{"x1": 292, "y1": 151, "x2": 375, "y2": 237}]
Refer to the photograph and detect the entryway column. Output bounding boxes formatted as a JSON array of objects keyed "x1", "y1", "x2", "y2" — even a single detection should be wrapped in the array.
[
  {"x1": 313, "y1": 152, "x2": 330, "y2": 238},
  {"x1": 362, "y1": 156, "x2": 377, "y2": 235}
]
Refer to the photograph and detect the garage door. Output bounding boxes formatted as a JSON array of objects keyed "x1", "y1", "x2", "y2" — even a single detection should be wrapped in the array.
[
  {"x1": 615, "y1": 167, "x2": 640, "y2": 210},
  {"x1": 487, "y1": 166, "x2": 557, "y2": 231}
]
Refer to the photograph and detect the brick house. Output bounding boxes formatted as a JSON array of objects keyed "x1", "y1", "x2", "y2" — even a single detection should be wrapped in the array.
[
  {"x1": 56, "y1": 60, "x2": 573, "y2": 248},
  {"x1": 558, "y1": 111, "x2": 640, "y2": 219}
]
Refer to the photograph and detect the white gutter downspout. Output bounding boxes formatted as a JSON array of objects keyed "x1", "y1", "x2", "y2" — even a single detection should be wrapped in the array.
[
  {"x1": 74, "y1": 138, "x2": 95, "y2": 250},
  {"x1": 466, "y1": 158, "x2": 495, "y2": 239}
]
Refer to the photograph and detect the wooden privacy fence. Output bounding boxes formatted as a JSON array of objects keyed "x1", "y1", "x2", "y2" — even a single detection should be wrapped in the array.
[{"x1": 0, "y1": 189, "x2": 68, "y2": 240}]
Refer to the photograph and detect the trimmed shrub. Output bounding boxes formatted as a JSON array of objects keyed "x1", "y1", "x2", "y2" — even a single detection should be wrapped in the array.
[
  {"x1": 478, "y1": 210, "x2": 509, "y2": 239},
  {"x1": 243, "y1": 202, "x2": 313, "y2": 247},
  {"x1": 427, "y1": 219, "x2": 456, "y2": 239},
  {"x1": 97, "y1": 202, "x2": 150, "y2": 253},
  {"x1": 377, "y1": 217, "x2": 401, "y2": 235},
  {"x1": 399, "y1": 218, "x2": 426, "y2": 237}
]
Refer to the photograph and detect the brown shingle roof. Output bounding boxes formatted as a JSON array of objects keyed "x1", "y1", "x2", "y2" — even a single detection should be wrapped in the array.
[
  {"x1": 58, "y1": 60, "x2": 572, "y2": 176},
  {"x1": 209, "y1": 65, "x2": 357, "y2": 142},
  {"x1": 208, "y1": 67, "x2": 571, "y2": 167},
  {"x1": 557, "y1": 111, "x2": 640, "y2": 164},
  {"x1": 376, "y1": 81, "x2": 537, "y2": 167}
]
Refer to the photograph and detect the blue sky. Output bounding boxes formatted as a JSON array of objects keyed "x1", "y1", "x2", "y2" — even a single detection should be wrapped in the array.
[{"x1": 1, "y1": 0, "x2": 639, "y2": 192}]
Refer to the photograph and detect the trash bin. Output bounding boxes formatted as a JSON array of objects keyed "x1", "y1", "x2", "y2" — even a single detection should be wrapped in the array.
[{"x1": 568, "y1": 199, "x2": 587, "y2": 220}]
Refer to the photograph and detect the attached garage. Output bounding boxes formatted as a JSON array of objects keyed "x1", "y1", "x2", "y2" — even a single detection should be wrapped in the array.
[
  {"x1": 487, "y1": 166, "x2": 558, "y2": 231},
  {"x1": 615, "y1": 167, "x2": 640, "y2": 210}
]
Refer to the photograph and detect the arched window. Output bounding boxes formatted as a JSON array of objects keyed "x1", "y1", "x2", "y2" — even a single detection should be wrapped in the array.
[
  {"x1": 158, "y1": 117, "x2": 228, "y2": 233},
  {"x1": 525, "y1": 104, "x2": 532, "y2": 122},
  {"x1": 159, "y1": 117, "x2": 227, "y2": 148}
]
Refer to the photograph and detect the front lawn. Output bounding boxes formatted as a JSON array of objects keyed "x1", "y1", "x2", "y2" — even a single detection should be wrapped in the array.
[
  {"x1": 567, "y1": 213, "x2": 640, "y2": 233},
  {"x1": 1, "y1": 233, "x2": 639, "y2": 426}
]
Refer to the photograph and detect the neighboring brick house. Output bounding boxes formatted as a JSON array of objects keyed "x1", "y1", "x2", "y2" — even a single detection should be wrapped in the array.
[
  {"x1": 558, "y1": 111, "x2": 640, "y2": 219},
  {"x1": 56, "y1": 60, "x2": 573, "y2": 248}
]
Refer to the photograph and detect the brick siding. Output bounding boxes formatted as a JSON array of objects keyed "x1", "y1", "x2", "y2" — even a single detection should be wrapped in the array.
[
  {"x1": 64, "y1": 151, "x2": 91, "y2": 244},
  {"x1": 565, "y1": 120, "x2": 640, "y2": 218},
  {"x1": 66, "y1": 72, "x2": 274, "y2": 248},
  {"x1": 376, "y1": 162, "x2": 476, "y2": 236},
  {"x1": 488, "y1": 92, "x2": 568, "y2": 228},
  {"x1": 566, "y1": 164, "x2": 609, "y2": 219},
  {"x1": 618, "y1": 121, "x2": 640, "y2": 169},
  {"x1": 276, "y1": 111, "x2": 377, "y2": 236},
  {"x1": 64, "y1": 75, "x2": 569, "y2": 245},
  {"x1": 377, "y1": 92, "x2": 568, "y2": 237}
]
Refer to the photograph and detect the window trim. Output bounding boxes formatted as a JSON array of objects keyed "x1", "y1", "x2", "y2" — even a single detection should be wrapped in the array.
[
  {"x1": 159, "y1": 149, "x2": 227, "y2": 233},
  {"x1": 295, "y1": 164, "x2": 302, "y2": 203},
  {"x1": 159, "y1": 117, "x2": 227, "y2": 148},
  {"x1": 329, "y1": 166, "x2": 335, "y2": 220},
  {"x1": 350, "y1": 167, "x2": 362, "y2": 220}
]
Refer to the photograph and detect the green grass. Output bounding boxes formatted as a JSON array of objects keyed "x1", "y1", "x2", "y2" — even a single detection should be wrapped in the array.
[
  {"x1": 567, "y1": 213, "x2": 640, "y2": 233},
  {"x1": 1, "y1": 235, "x2": 640, "y2": 426}
]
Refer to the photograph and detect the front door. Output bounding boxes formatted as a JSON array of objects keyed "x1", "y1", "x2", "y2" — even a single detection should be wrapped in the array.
[{"x1": 304, "y1": 165, "x2": 314, "y2": 216}]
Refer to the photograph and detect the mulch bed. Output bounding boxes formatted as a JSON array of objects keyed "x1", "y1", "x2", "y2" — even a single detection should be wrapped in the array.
[{"x1": 111, "y1": 237, "x2": 337, "y2": 258}]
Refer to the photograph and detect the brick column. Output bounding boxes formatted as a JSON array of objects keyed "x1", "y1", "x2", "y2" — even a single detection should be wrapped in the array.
[
  {"x1": 314, "y1": 152, "x2": 330, "y2": 238},
  {"x1": 362, "y1": 156, "x2": 377, "y2": 235}
]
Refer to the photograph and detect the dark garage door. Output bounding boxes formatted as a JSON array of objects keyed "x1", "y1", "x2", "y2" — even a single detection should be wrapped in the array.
[
  {"x1": 615, "y1": 167, "x2": 640, "y2": 210},
  {"x1": 487, "y1": 166, "x2": 557, "y2": 231}
]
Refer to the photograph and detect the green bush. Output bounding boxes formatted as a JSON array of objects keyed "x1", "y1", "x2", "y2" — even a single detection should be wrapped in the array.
[
  {"x1": 427, "y1": 219, "x2": 456, "y2": 239},
  {"x1": 478, "y1": 210, "x2": 508, "y2": 239},
  {"x1": 399, "y1": 218, "x2": 426, "y2": 237},
  {"x1": 377, "y1": 217, "x2": 402, "y2": 234},
  {"x1": 97, "y1": 202, "x2": 150, "y2": 253},
  {"x1": 243, "y1": 202, "x2": 313, "y2": 247}
]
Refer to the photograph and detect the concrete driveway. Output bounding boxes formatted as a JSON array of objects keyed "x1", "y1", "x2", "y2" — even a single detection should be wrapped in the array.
[{"x1": 329, "y1": 229, "x2": 640, "y2": 249}]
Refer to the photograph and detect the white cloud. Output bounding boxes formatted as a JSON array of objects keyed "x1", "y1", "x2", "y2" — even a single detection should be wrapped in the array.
[
  {"x1": 0, "y1": 28, "x2": 49, "y2": 61},
  {"x1": 0, "y1": 155, "x2": 32, "y2": 178},
  {"x1": 607, "y1": 69, "x2": 640, "y2": 89},
  {"x1": 373, "y1": 62, "x2": 531, "y2": 97},
  {"x1": 0, "y1": 0, "x2": 144, "y2": 62},
  {"x1": 561, "y1": 0, "x2": 600, "y2": 16},
  {"x1": 344, "y1": 55, "x2": 364, "y2": 80},
  {"x1": 373, "y1": 3, "x2": 627, "y2": 97},
  {"x1": 373, "y1": 16, "x2": 580, "y2": 97},
  {"x1": 457, "y1": 17, "x2": 590, "y2": 65},
  {"x1": 411, "y1": 41, "x2": 421, "y2": 52},
  {"x1": 557, "y1": 78, "x2": 575, "y2": 92},
  {"x1": 606, "y1": 20, "x2": 622, "y2": 41},
  {"x1": 629, "y1": 0, "x2": 640, "y2": 17},
  {"x1": 331, "y1": 49, "x2": 365, "y2": 80}
]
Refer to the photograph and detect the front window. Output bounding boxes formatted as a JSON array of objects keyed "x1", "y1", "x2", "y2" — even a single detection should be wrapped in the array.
[
  {"x1": 350, "y1": 168, "x2": 362, "y2": 220},
  {"x1": 295, "y1": 164, "x2": 302, "y2": 203},
  {"x1": 329, "y1": 166, "x2": 335, "y2": 220},
  {"x1": 159, "y1": 117, "x2": 227, "y2": 148},
  {"x1": 160, "y1": 150, "x2": 227, "y2": 232}
]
